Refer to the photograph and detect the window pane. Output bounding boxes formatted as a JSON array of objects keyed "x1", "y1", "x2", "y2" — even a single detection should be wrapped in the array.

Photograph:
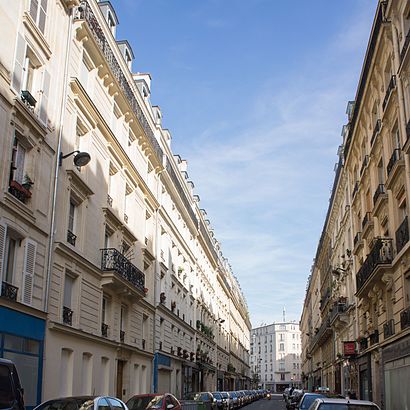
[{"x1": 4, "y1": 334, "x2": 24, "y2": 352}]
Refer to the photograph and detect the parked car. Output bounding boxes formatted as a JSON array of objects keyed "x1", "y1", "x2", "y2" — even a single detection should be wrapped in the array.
[
  {"x1": 295, "y1": 393, "x2": 325, "y2": 409},
  {"x1": 127, "y1": 394, "x2": 181, "y2": 410},
  {"x1": 308, "y1": 398, "x2": 381, "y2": 410},
  {"x1": 183, "y1": 392, "x2": 216, "y2": 410},
  {"x1": 286, "y1": 389, "x2": 304, "y2": 409},
  {"x1": 34, "y1": 396, "x2": 129, "y2": 410},
  {"x1": 211, "y1": 392, "x2": 226, "y2": 410},
  {"x1": 0, "y1": 358, "x2": 24, "y2": 410},
  {"x1": 220, "y1": 393, "x2": 231, "y2": 410},
  {"x1": 227, "y1": 392, "x2": 239, "y2": 409}
]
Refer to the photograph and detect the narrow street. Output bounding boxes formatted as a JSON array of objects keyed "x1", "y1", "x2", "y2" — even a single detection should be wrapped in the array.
[{"x1": 245, "y1": 396, "x2": 286, "y2": 410}]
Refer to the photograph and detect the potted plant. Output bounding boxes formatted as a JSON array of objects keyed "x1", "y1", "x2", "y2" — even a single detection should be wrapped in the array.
[{"x1": 22, "y1": 174, "x2": 34, "y2": 190}]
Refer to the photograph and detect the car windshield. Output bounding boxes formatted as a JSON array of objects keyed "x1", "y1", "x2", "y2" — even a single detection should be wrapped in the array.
[
  {"x1": 319, "y1": 405, "x2": 379, "y2": 410},
  {"x1": 221, "y1": 393, "x2": 228, "y2": 399},
  {"x1": 36, "y1": 398, "x2": 95, "y2": 410},
  {"x1": 299, "y1": 395, "x2": 325, "y2": 409},
  {"x1": 127, "y1": 396, "x2": 163, "y2": 410},
  {"x1": 213, "y1": 393, "x2": 222, "y2": 400}
]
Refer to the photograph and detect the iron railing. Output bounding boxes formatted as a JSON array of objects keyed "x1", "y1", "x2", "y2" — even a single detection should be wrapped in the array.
[
  {"x1": 356, "y1": 238, "x2": 393, "y2": 293},
  {"x1": 63, "y1": 306, "x2": 73, "y2": 326},
  {"x1": 370, "y1": 119, "x2": 381, "y2": 146},
  {"x1": 8, "y1": 180, "x2": 32, "y2": 203},
  {"x1": 101, "y1": 248, "x2": 145, "y2": 292},
  {"x1": 373, "y1": 184, "x2": 386, "y2": 205},
  {"x1": 76, "y1": 1, "x2": 164, "y2": 164},
  {"x1": 329, "y1": 302, "x2": 347, "y2": 324},
  {"x1": 383, "y1": 319, "x2": 395, "y2": 339},
  {"x1": 67, "y1": 230, "x2": 77, "y2": 246},
  {"x1": 396, "y1": 216, "x2": 409, "y2": 254},
  {"x1": 1, "y1": 282, "x2": 18, "y2": 301},
  {"x1": 382, "y1": 75, "x2": 396, "y2": 111},
  {"x1": 387, "y1": 149, "x2": 402, "y2": 176},
  {"x1": 401, "y1": 307, "x2": 410, "y2": 330},
  {"x1": 369, "y1": 330, "x2": 379, "y2": 346}
]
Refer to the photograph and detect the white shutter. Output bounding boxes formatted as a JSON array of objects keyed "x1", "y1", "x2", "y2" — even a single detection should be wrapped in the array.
[
  {"x1": 38, "y1": 0, "x2": 47, "y2": 34},
  {"x1": 12, "y1": 34, "x2": 26, "y2": 93},
  {"x1": 0, "y1": 222, "x2": 7, "y2": 285},
  {"x1": 39, "y1": 69, "x2": 50, "y2": 124},
  {"x1": 22, "y1": 239, "x2": 37, "y2": 305}
]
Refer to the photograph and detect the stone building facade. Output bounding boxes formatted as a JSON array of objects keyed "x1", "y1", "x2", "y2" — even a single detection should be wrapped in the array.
[
  {"x1": 301, "y1": 1, "x2": 410, "y2": 409},
  {"x1": 250, "y1": 321, "x2": 302, "y2": 393},
  {"x1": 0, "y1": 0, "x2": 251, "y2": 405}
]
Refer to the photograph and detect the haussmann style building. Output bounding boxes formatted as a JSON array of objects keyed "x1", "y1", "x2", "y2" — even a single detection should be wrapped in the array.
[
  {"x1": 301, "y1": 1, "x2": 410, "y2": 409},
  {"x1": 0, "y1": 0, "x2": 251, "y2": 406}
]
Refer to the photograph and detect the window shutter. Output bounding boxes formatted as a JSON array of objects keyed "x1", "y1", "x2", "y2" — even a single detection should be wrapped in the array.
[
  {"x1": 38, "y1": 0, "x2": 47, "y2": 34},
  {"x1": 15, "y1": 143, "x2": 26, "y2": 184},
  {"x1": 22, "y1": 239, "x2": 37, "y2": 305},
  {"x1": 39, "y1": 69, "x2": 50, "y2": 124},
  {"x1": 12, "y1": 34, "x2": 26, "y2": 93},
  {"x1": 29, "y1": 0, "x2": 39, "y2": 23},
  {"x1": 0, "y1": 222, "x2": 7, "y2": 285}
]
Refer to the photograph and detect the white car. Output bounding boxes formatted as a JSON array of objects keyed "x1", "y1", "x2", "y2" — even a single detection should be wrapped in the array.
[{"x1": 308, "y1": 397, "x2": 381, "y2": 410}]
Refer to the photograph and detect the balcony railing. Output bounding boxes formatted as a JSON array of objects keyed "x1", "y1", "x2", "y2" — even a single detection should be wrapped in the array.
[
  {"x1": 356, "y1": 238, "x2": 393, "y2": 293},
  {"x1": 352, "y1": 181, "x2": 359, "y2": 199},
  {"x1": 329, "y1": 302, "x2": 347, "y2": 323},
  {"x1": 8, "y1": 180, "x2": 32, "y2": 203},
  {"x1": 359, "y1": 337, "x2": 368, "y2": 352},
  {"x1": 396, "y1": 216, "x2": 409, "y2": 254},
  {"x1": 400, "y1": 27, "x2": 410, "y2": 63},
  {"x1": 360, "y1": 155, "x2": 369, "y2": 175},
  {"x1": 373, "y1": 184, "x2": 386, "y2": 205},
  {"x1": 1, "y1": 282, "x2": 18, "y2": 301},
  {"x1": 370, "y1": 119, "x2": 381, "y2": 146},
  {"x1": 401, "y1": 307, "x2": 410, "y2": 330},
  {"x1": 101, "y1": 323, "x2": 108, "y2": 337},
  {"x1": 76, "y1": 2, "x2": 164, "y2": 165},
  {"x1": 362, "y1": 212, "x2": 372, "y2": 230},
  {"x1": 63, "y1": 306, "x2": 73, "y2": 326},
  {"x1": 67, "y1": 230, "x2": 77, "y2": 246},
  {"x1": 382, "y1": 75, "x2": 396, "y2": 111},
  {"x1": 101, "y1": 248, "x2": 145, "y2": 292},
  {"x1": 21, "y1": 90, "x2": 37, "y2": 108},
  {"x1": 387, "y1": 149, "x2": 401, "y2": 176},
  {"x1": 369, "y1": 330, "x2": 379, "y2": 346},
  {"x1": 107, "y1": 194, "x2": 113, "y2": 207},
  {"x1": 383, "y1": 319, "x2": 395, "y2": 339},
  {"x1": 354, "y1": 232, "x2": 362, "y2": 247},
  {"x1": 120, "y1": 330, "x2": 125, "y2": 343}
]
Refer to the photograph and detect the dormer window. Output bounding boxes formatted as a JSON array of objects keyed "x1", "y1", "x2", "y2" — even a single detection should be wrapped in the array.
[
  {"x1": 142, "y1": 87, "x2": 148, "y2": 98},
  {"x1": 107, "y1": 11, "x2": 115, "y2": 32},
  {"x1": 125, "y1": 50, "x2": 132, "y2": 67},
  {"x1": 117, "y1": 40, "x2": 134, "y2": 70},
  {"x1": 98, "y1": 2, "x2": 119, "y2": 37}
]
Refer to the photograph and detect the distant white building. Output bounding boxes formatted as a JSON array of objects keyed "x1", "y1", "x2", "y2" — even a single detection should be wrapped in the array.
[{"x1": 250, "y1": 317, "x2": 302, "y2": 392}]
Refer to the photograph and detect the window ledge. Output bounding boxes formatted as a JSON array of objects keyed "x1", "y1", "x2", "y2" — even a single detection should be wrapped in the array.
[
  {"x1": 2, "y1": 191, "x2": 36, "y2": 225},
  {"x1": 22, "y1": 12, "x2": 52, "y2": 60}
]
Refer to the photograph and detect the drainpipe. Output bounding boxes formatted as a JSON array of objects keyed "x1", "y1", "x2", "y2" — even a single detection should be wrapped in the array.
[{"x1": 44, "y1": 5, "x2": 75, "y2": 311}]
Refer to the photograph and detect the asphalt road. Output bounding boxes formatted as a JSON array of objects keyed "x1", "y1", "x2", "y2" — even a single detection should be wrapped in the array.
[{"x1": 244, "y1": 395, "x2": 286, "y2": 410}]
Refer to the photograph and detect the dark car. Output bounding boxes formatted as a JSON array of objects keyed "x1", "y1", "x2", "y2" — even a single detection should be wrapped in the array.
[
  {"x1": 34, "y1": 396, "x2": 128, "y2": 410},
  {"x1": 296, "y1": 393, "x2": 325, "y2": 409},
  {"x1": 0, "y1": 358, "x2": 24, "y2": 410},
  {"x1": 127, "y1": 394, "x2": 181, "y2": 410},
  {"x1": 211, "y1": 392, "x2": 227, "y2": 410},
  {"x1": 183, "y1": 392, "x2": 216, "y2": 410}
]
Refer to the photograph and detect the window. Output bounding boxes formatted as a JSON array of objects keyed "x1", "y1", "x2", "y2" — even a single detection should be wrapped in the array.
[
  {"x1": 63, "y1": 274, "x2": 75, "y2": 325},
  {"x1": 29, "y1": 0, "x2": 48, "y2": 34},
  {"x1": 279, "y1": 343, "x2": 284, "y2": 351},
  {"x1": 120, "y1": 305, "x2": 127, "y2": 341},
  {"x1": 67, "y1": 199, "x2": 77, "y2": 246},
  {"x1": 10, "y1": 135, "x2": 26, "y2": 184},
  {"x1": 280, "y1": 373, "x2": 285, "y2": 381},
  {"x1": 392, "y1": 124, "x2": 401, "y2": 150}
]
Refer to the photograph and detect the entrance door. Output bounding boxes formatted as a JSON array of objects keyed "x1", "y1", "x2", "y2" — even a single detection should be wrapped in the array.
[{"x1": 116, "y1": 360, "x2": 124, "y2": 399}]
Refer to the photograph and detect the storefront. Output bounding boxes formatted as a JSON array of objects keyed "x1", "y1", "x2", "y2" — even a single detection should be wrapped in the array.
[
  {"x1": 358, "y1": 353, "x2": 372, "y2": 401},
  {"x1": 0, "y1": 306, "x2": 45, "y2": 409}
]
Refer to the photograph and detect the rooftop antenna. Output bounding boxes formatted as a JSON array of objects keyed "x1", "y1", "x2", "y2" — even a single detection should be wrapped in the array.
[{"x1": 283, "y1": 306, "x2": 286, "y2": 323}]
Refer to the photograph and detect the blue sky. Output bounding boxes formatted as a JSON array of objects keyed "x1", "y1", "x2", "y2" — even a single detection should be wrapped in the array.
[{"x1": 113, "y1": 0, "x2": 377, "y2": 327}]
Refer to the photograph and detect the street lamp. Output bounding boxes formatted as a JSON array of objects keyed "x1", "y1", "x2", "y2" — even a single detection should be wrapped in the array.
[{"x1": 59, "y1": 150, "x2": 91, "y2": 167}]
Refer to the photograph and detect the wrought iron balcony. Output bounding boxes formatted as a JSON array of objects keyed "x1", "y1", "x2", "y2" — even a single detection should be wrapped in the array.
[
  {"x1": 1, "y1": 282, "x2": 18, "y2": 301},
  {"x1": 101, "y1": 322, "x2": 108, "y2": 337},
  {"x1": 370, "y1": 119, "x2": 381, "y2": 146},
  {"x1": 329, "y1": 302, "x2": 347, "y2": 324},
  {"x1": 400, "y1": 27, "x2": 410, "y2": 63},
  {"x1": 369, "y1": 330, "x2": 379, "y2": 346},
  {"x1": 356, "y1": 238, "x2": 393, "y2": 294},
  {"x1": 101, "y1": 248, "x2": 145, "y2": 293},
  {"x1": 359, "y1": 337, "x2": 368, "y2": 351},
  {"x1": 360, "y1": 155, "x2": 369, "y2": 176},
  {"x1": 382, "y1": 75, "x2": 396, "y2": 111},
  {"x1": 120, "y1": 330, "x2": 125, "y2": 343},
  {"x1": 396, "y1": 216, "x2": 409, "y2": 254},
  {"x1": 401, "y1": 307, "x2": 410, "y2": 330},
  {"x1": 67, "y1": 230, "x2": 77, "y2": 246},
  {"x1": 21, "y1": 90, "x2": 37, "y2": 108},
  {"x1": 383, "y1": 319, "x2": 395, "y2": 339},
  {"x1": 362, "y1": 212, "x2": 372, "y2": 230},
  {"x1": 373, "y1": 184, "x2": 386, "y2": 205},
  {"x1": 387, "y1": 149, "x2": 401, "y2": 176},
  {"x1": 63, "y1": 306, "x2": 73, "y2": 326},
  {"x1": 107, "y1": 194, "x2": 113, "y2": 207},
  {"x1": 75, "y1": 1, "x2": 163, "y2": 165},
  {"x1": 8, "y1": 180, "x2": 32, "y2": 203}
]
